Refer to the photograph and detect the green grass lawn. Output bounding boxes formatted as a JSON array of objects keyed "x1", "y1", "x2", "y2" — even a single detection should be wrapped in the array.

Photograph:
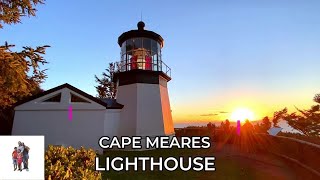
[{"x1": 98, "y1": 148, "x2": 273, "y2": 180}]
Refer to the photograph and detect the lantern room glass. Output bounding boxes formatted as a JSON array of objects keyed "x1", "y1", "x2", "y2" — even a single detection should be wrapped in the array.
[{"x1": 120, "y1": 38, "x2": 162, "y2": 71}]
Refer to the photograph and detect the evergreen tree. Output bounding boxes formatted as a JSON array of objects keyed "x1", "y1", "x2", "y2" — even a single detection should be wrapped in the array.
[
  {"x1": 283, "y1": 95, "x2": 320, "y2": 137},
  {"x1": 95, "y1": 63, "x2": 118, "y2": 99},
  {"x1": 272, "y1": 108, "x2": 287, "y2": 127},
  {"x1": 0, "y1": 0, "x2": 48, "y2": 134},
  {"x1": 261, "y1": 116, "x2": 271, "y2": 132}
]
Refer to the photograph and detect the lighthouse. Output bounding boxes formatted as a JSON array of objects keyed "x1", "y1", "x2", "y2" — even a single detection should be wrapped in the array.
[{"x1": 114, "y1": 21, "x2": 175, "y2": 148}]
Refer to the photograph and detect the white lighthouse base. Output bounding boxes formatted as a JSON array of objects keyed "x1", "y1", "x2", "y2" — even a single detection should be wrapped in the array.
[{"x1": 115, "y1": 82, "x2": 175, "y2": 150}]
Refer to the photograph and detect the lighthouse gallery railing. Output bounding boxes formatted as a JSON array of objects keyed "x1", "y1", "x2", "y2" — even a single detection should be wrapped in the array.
[{"x1": 116, "y1": 60, "x2": 171, "y2": 78}]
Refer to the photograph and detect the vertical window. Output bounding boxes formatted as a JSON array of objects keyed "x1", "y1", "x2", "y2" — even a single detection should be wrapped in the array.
[
  {"x1": 143, "y1": 38, "x2": 152, "y2": 52},
  {"x1": 70, "y1": 93, "x2": 90, "y2": 103},
  {"x1": 151, "y1": 40, "x2": 158, "y2": 55},
  {"x1": 43, "y1": 93, "x2": 61, "y2": 102},
  {"x1": 157, "y1": 42, "x2": 161, "y2": 55},
  {"x1": 126, "y1": 39, "x2": 133, "y2": 52},
  {"x1": 133, "y1": 38, "x2": 142, "y2": 49},
  {"x1": 121, "y1": 41, "x2": 126, "y2": 56},
  {"x1": 153, "y1": 54, "x2": 158, "y2": 71}
]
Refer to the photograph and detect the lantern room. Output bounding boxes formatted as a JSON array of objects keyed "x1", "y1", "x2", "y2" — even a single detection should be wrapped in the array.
[{"x1": 118, "y1": 21, "x2": 170, "y2": 77}]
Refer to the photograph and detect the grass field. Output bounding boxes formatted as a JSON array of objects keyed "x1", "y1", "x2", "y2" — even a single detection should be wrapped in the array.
[
  {"x1": 99, "y1": 148, "x2": 253, "y2": 180},
  {"x1": 98, "y1": 145, "x2": 317, "y2": 180}
]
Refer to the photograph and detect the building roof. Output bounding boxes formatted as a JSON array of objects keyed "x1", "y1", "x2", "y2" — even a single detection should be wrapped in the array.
[
  {"x1": 14, "y1": 83, "x2": 124, "y2": 109},
  {"x1": 118, "y1": 21, "x2": 164, "y2": 47},
  {"x1": 99, "y1": 98, "x2": 124, "y2": 109}
]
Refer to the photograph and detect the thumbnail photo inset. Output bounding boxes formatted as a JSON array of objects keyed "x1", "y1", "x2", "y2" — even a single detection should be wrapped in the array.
[{"x1": 0, "y1": 136, "x2": 44, "y2": 180}]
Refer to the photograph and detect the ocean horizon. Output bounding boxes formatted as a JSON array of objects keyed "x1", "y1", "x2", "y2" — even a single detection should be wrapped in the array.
[{"x1": 174, "y1": 120, "x2": 301, "y2": 134}]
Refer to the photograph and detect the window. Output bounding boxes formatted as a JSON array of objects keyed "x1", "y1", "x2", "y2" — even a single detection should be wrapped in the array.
[
  {"x1": 151, "y1": 40, "x2": 158, "y2": 54},
  {"x1": 43, "y1": 93, "x2": 61, "y2": 102},
  {"x1": 121, "y1": 41, "x2": 126, "y2": 56},
  {"x1": 157, "y1": 42, "x2": 161, "y2": 54},
  {"x1": 143, "y1": 38, "x2": 151, "y2": 51},
  {"x1": 70, "y1": 93, "x2": 90, "y2": 103},
  {"x1": 126, "y1": 39, "x2": 133, "y2": 52},
  {"x1": 133, "y1": 38, "x2": 142, "y2": 49}
]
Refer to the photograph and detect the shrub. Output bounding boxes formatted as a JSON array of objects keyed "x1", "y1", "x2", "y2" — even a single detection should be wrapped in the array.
[{"x1": 45, "y1": 145, "x2": 101, "y2": 180}]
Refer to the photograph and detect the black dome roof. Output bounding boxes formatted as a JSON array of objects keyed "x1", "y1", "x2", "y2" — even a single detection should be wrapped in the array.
[{"x1": 118, "y1": 21, "x2": 164, "y2": 47}]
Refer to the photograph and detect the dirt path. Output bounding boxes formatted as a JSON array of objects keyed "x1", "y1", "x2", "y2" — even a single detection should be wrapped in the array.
[{"x1": 211, "y1": 143, "x2": 319, "y2": 180}]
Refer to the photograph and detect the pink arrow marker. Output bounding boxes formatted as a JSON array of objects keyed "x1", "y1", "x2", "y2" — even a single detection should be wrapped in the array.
[
  {"x1": 237, "y1": 120, "x2": 241, "y2": 136},
  {"x1": 68, "y1": 105, "x2": 72, "y2": 121}
]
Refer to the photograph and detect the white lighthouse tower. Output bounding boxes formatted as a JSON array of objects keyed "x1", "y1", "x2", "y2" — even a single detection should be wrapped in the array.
[{"x1": 114, "y1": 21, "x2": 175, "y2": 147}]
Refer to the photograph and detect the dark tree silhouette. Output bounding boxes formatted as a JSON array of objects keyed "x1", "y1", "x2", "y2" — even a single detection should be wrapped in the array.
[
  {"x1": 272, "y1": 108, "x2": 288, "y2": 127},
  {"x1": 314, "y1": 94, "x2": 320, "y2": 104},
  {"x1": 261, "y1": 116, "x2": 272, "y2": 132},
  {"x1": 242, "y1": 119, "x2": 254, "y2": 133},
  {"x1": 224, "y1": 119, "x2": 230, "y2": 132},
  {"x1": 279, "y1": 94, "x2": 320, "y2": 137},
  {"x1": 95, "y1": 63, "x2": 118, "y2": 99},
  {"x1": 220, "y1": 121, "x2": 225, "y2": 128},
  {"x1": 207, "y1": 122, "x2": 216, "y2": 138},
  {"x1": 283, "y1": 105, "x2": 320, "y2": 137}
]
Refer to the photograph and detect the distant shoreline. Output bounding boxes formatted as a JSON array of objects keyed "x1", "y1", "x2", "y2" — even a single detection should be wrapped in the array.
[{"x1": 174, "y1": 120, "x2": 301, "y2": 134}]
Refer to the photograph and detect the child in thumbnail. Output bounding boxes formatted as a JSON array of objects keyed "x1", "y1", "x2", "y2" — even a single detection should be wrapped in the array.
[
  {"x1": 12, "y1": 147, "x2": 18, "y2": 171},
  {"x1": 17, "y1": 149, "x2": 23, "y2": 172}
]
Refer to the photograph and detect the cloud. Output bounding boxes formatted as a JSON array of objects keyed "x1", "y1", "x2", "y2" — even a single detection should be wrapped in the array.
[
  {"x1": 200, "y1": 113, "x2": 218, "y2": 116},
  {"x1": 219, "y1": 111, "x2": 229, "y2": 114}
]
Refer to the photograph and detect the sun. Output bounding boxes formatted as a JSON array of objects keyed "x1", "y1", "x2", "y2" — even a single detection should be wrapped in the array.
[{"x1": 230, "y1": 108, "x2": 255, "y2": 122}]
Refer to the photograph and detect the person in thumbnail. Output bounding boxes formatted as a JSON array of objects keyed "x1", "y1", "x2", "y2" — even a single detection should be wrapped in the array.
[
  {"x1": 12, "y1": 147, "x2": 18, "y2": 171},
  {"x1": 17, "y1": 141, "x2": 24, "y2": 154},
  {"x1": 17, "y1": 149, "x2": 23, "y2": 172},
  {"x1": 22, "y1": 142, "x2": 30, "y2": 171}
]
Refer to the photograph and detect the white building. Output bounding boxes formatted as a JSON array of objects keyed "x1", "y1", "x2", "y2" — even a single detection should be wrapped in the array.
[{"x1": 12, "y1": 21, "x2": 175, "y2": 152}]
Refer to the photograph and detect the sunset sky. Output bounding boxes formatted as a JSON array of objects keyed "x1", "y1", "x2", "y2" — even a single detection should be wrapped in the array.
[{"x1": 1, "y1": 0, "x2": 320, "y2": 124}]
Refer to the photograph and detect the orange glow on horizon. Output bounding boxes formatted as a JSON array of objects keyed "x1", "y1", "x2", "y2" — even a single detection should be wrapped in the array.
[
  {"x1": 230, "y1": 107, "x2": 255, "y2": 122},
  {"x1": 171, "y1": 94, "x2": 316, "y2": 125}
]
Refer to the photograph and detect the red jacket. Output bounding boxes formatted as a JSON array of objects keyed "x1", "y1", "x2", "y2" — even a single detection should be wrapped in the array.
[{"x1": 12, "y1": 151, "x2": 17, "y2": 159}]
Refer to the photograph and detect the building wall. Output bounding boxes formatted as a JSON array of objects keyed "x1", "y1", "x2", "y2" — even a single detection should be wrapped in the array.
[
  {"x1": 104, "y1": 109, "x2": 121, "y2": 137},
  {"x1": 12, "y1": 87, "x2": 109, "y2": 151},
  {"x1": 116, "y1": 81, "x2": 175, "y2": 139},
  {"x1": 136, "y1": 83, "x2": 165, "y2": 136},
  {"x1": 159, "y1": 81, "x2": 175, "y2": 136},
  {"x1": 12, "y1": 110, "x2": 105, "y2": 151},
  {"x1": 116, "y1": 84, "x2": 138, "y2": 136}
]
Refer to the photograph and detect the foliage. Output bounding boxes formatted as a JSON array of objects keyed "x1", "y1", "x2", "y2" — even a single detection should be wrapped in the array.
[
  {"x1": 261, "y1": 116, "x2": 271, "y2": 130},
  {"x1": 0, "y1": 0, "x2": 48, "y2": 135},
  {"x1": 242, "y1": 119, "x2": 254, "y2": 133},
  {"x1": 0, "y1": 43, "x2": 49, "y2": 107},
  {"x1": 283, "y1": 105, "x2": 320, "y2": 137},
  {"x1": 224, "y1": 119, "x2": 230, "y2": 132},
  {"x1": 207, "y1": 122, "x2": 216, "y2": 130},
  {"x1": 254, "y1": 116, "x2": 271, "y2": 133},
  {"x1": 278, "y1": 94, "x2": 320, "y2": 137},
  {"x1": 95, "y1": 63, "x2": 118, "y2": 99},
  {"x1": 0, "y1": 0, "x2": 45, "y2": 28},
  {"x1": 45, "y1": 145, "x2": 101, "y2": 180},
  {"x1": 272, "y1": 108, "x2": 288, "y2": 127},
  {"x1": 220, "y1": 121, "x2": 224, "y2": 128},
  {"x1": 314, "y1": 93, "x2": 320, "y2": 104},
  {"x1": 0, "y1": 0, "x2": 48, "y2": 108}
]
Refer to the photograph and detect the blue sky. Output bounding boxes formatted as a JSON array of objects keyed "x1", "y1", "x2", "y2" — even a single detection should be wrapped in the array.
[{"x1": 1, "y1": 0, "x2": 320, "y2": 122}]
